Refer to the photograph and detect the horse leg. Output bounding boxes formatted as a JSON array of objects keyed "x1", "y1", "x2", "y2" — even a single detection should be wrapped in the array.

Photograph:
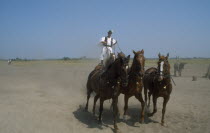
[
  {"x1": 98, "y1": 98, "x2": 104, "y2": 124},
  {"x1": 85, "y1": 89, "x2": 92, "y2": 111},
  {"x1": 148, "y1": 92, "x2": 152, "y2": 108},
  {"x1": 161, "y1": 96, "x2": 170, "y2": 126},
  {"x1": 123, "y1": 94, "x2": 130, "y2": 119},
  {"x1": 92, "y1": 94, "x2": 100, "y2": 115},
  {"x1": 148, "y1": 95, "x2": 157, "y2": 117},
  {"x1": 144, "y1": 86, "x2": 148, "y2": 107},
  {"x1": 174, "y1": 69, "x2": 176, "y2": 77},
  {"x1": 135, "y1": 93, "x2": 145, "y2": 123},
  {"x1": 112, "y1": 96, "x2": 119, "y2": 132}
]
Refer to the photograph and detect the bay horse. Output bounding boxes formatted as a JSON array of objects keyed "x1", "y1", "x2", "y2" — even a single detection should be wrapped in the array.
[
  {"x1": 143, "y1": 53, "x2": 172, "y2": 126},
  {"x1": 85, "y1": 54, "x2": 130, "y2": 132},
  {"x1": 121, "y1": 49, "x2": 145, "y2": 123}
]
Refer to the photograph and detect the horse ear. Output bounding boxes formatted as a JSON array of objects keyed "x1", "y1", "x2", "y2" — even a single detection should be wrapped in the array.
[
  {"x1": 166, "y1": 53, "x2": 169, "y2": 59},
  {"x1": 158, "y1": 53, "x2": 161, "y2": 58},
  {"x1": 127, "y1": 55, "x2": 130, "y2": 61},
  {"x1": 133, "y1": 50, "x2": 136, "y2": 55},
  {"x1": 141, "y1": 49, "x2": 144, "y2": 54},
  {"x1": 120, "y1": 57, "x2": 123, "y2": 64}
]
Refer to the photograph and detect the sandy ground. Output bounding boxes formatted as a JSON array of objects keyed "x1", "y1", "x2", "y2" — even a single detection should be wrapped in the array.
[{"x1": 0, "y1": 60, "x2": 210, "y2": 133}]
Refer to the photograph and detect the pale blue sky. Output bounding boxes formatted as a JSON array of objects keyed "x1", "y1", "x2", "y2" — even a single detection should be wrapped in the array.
[{"x1": 0, "y1": 0, "x2": 210, "y2": 59}]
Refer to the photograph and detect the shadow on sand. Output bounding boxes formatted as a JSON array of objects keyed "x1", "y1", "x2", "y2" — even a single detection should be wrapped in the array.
[
  {"x1": 73, "y1": 105, "x2": 158, "y2": 130},
  {"x1": 123, "y1": 106, "x2": 159, "y2": 127}
]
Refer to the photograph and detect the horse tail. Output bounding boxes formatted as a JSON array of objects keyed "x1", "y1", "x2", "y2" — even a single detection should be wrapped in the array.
[
  {"x1": 85, "y1": 71, "x2": 94, "y2": 111},
  {"x1": 86, "y1": 72, "x2": 93, "y2": 94},
  {"x1": 143, "y1": 77, "x2": 148, "y2": 105}
]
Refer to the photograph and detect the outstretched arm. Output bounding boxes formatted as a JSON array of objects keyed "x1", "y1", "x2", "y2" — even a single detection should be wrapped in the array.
[
  {"x1": 100, "y1": 41, "x2": 107, "y2": 45},
  {"x1": 112, "y1": 40, "x2": 117, "y2": 46}
]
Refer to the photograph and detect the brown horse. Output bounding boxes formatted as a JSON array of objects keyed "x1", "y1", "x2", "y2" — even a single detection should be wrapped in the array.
[
  {"x1": 121, "y1": 49, "x2": 145, "y2": 123},
  {"x1": 143, "y1": 53, "x2": 172, "y2": 126},
  {"x1": 85, "y1": 54, "x2": 130, "y2": 132}
]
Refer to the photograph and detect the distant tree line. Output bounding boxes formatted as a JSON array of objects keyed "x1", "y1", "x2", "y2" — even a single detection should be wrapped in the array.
[
  {"x1": 61, "y1": 56, "x2": 87, "y2": 60},
  {"x1": 11, "y1": 58, "x2": 29, "y2": 61}
]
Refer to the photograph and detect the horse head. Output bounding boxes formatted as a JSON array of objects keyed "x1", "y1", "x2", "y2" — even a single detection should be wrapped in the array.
[
  {"x1": 132, "y1": 49, "x2": 145, "y2": 77},
  {"x1": 116, "y1": 54, "x2": 130, "y2": 87},
  {"x1": 104, "y1": 53, "x2": 115, "y2": 70},
  {"x1": 157, "y1": 53, "x2": 170, "y2": 81}
]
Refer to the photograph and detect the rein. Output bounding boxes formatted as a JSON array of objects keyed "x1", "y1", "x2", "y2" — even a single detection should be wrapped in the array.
[
  {"x1": 144, "y1": 72, "x2": 176, "y2": 86},
  {"x1": 129, "y1": 71, "x2": 144, "y2": 79},
  {"x1": 116, "y1": 43, "x2": 123, "y2": 53}
]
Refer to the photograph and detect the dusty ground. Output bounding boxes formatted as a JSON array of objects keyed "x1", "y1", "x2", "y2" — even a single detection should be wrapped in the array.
[{"x1": 0, "y1": 60, "x2": 210, "y2": 133}]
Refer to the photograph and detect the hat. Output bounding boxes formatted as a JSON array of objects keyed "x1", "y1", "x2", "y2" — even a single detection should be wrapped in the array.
[{"x1": 108, "y1": 30, "x2": 113, "y2": 34}]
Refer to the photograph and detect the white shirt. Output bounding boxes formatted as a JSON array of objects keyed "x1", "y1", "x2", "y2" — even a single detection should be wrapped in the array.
[{"x1": 100, "y1": 37, "x2": 117, "y2": 47}]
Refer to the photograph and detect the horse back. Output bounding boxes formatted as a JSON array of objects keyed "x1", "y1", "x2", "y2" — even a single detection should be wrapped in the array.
[
  {"x1": 87, "y1": 67, "x2": 102, "y2": 94},
  {"x1": 145, "y1": 67, "x2": 157, "y2": 75},
  {"x1": 143, "y1": 67, "x2": 157, "y2": 91}
]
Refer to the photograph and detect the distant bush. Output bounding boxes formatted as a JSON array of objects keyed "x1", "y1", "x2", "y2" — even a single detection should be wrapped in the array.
[
  {"x1": 11, "y1": 58, "x2": 29, "y2": 61},
  {"x1": 62, "y1": 57, "x2": 71, "y2": 61}
]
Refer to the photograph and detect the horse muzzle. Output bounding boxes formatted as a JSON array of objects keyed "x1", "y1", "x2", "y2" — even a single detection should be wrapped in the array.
[
  {"x1": 158, "y1": 75, "x2": 164, "y2": 81},
  {"x1": 122, "y1": 82, "x2": 128, "y2": 87},
  {"x1": 121, "y1": 77, "x2": 128, "y2": 87}
]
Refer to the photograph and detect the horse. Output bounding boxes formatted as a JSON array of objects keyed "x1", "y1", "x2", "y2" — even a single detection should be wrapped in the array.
[
  {"x1": 121, "y1": 49, "x2": 145, "y2": 123},
  {"x1": 85, "y1": 53, "x2": 130, "y2": 132},
  {"x1": 204, "y1": 64, "x2": 210, "y2": 79},
  {"x1": 174, "y1": 62, "x2": 186, "y2": 76},
  {"x1": 91, "y1": 52, "x2": 127, "y2": 115},
  {"x1": 143, "y1": 53, "x2": 172, "y2": 126}
]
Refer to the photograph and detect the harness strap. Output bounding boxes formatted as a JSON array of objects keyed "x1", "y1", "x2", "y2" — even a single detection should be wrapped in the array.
[{"x1": 104, "y1": 36, "x2": 113, "y2": 47}]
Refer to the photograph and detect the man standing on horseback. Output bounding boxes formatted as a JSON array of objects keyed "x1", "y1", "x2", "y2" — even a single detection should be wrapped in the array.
[{"x1": 99, "y1": 30, "x2": 117, "y2": 65}]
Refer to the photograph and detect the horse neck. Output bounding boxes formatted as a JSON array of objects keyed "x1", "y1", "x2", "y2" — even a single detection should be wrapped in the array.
[
  {"x1": 104, "y1": 59, "x2": 119, "y2": 80},
  {"x1": 130, "y1": 59, "x2": 136, "y2": 71},
  {"x1": 165, "y1": 71, "x2": 171, "y2": 80},
  {"x1": 163, "y1": 68, "x2": 171, "y2": 82},
  {"x1": 130, "y1": 59, "x2": 142, "y2": 74}
]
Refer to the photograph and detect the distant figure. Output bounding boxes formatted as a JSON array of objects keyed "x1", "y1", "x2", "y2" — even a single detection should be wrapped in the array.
[
  {"x1": 99, "y1": 30, "x2": 117, "y2": 66},
  {"x1": 204, "y1": 64, "x2": 210, "y2": 79},
  {"x1": 174, "y1": 57, "x2": 186, "y2": 77},
  {"x1": 8, "y1": 59, "x2": 12, "y2": 65}
]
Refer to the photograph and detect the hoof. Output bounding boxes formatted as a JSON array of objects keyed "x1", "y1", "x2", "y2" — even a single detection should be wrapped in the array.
[
  {"x1": 123, "y1": 115, "x2": 127, "y2": 121},
  {"x1": 92, "y1": 110, "x2": 95, "y2": 115},
  {"x1": 139, "y1": 119, "x2": 144, "y2": 124},
  {"x1": 134, "y1": 122, "x2": 140, "y2": 127},
  {"x1": 98, "y1": 120, "x2": 102, "y2": 125},
  {"x1": 148, "y1": 113, "x2": 153, "y2": 117},
  {"x1": 84, "y1": 105, "x2": 88, "y2": 111},
  {"x1": 114, "y1": 127, "x2": 120, "y2": 133},
  {"x1": 161, "y1": 122, "x2": 165, "y2": 126}
]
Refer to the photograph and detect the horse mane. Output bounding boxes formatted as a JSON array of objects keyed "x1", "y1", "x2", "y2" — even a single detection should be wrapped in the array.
[
  {"x1": 106, "y1": 57, "x2": 120, "y2": 71},
  {"x1": 106, "y1": 52, "x2": 126, "y2": 71}
]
